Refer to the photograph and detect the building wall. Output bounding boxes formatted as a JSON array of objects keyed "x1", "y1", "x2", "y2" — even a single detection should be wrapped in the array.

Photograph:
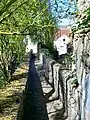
[
  {"x1": 24, "y1": 35, "x2": 38, "y2": 54},
  {"x1": 54, "y1": 35, "x2": 70, "y2": 55}
]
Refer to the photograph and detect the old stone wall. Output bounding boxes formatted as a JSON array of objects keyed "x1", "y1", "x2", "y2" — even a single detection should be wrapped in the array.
[
  {"x1": 41, "y1": 29, "x2": 90, "y2": 120},
  {"x1": 73, "y1": 28, "x2": 90, "y2": 120},
  {"x1": 41, "y1": 52, "x2": 79, "y2": 120},
  {"x1": 72, "y1": 0, "x2": 90, "y2": 119}
]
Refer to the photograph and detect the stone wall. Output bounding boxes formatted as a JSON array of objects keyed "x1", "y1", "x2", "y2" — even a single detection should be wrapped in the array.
[
  {"x1": 73, "y1": 28, "x2": 90, "y2": 120},
  {"x1": 41, "y1": 27, "x2": 90, "y2": 120},
  {"x1": 72, "y1": 0, "x2": 90, "y2": 119},
  {"x1": 41, "y1": 52, "x2": 79, "y2": 119}
]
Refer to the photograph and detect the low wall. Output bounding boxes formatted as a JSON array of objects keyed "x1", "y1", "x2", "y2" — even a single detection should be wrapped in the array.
[{"x1": 42, "y1": 52, "x2": 79, "y2": 119}]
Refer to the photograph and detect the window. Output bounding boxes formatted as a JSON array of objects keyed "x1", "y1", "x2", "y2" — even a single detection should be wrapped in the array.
[{"x1": 63, "y1": 39, "x2": 65, "y2": 42}]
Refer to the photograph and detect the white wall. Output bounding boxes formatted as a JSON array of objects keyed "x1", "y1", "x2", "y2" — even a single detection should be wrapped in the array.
[
  {"x1": 24, "y1": 35, "x2": 38, "y2": 54},
  {"x1": 54, "y1": 35, "x2": 70, "y2": 55}
]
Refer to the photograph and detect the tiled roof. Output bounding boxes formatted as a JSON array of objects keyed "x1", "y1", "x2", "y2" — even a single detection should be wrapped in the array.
[{"x1": 54, "y1": 28, "x2": 70, "y2": 40}]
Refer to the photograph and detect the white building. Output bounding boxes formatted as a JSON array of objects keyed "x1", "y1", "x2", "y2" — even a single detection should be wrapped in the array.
[
  {"x1": 54, "y1": 28, "x2": 71, "y2": 55},
  {"x1": 54, "y1": 35, "x2": 69, "y2": 55},
  {"x1": 23, "y1": 35, "x2": 38, "y2": 54}
]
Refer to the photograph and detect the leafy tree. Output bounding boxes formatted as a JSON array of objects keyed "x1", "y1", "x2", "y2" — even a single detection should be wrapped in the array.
[
  {"x1": 77, "y1": 7, "x2": 90, "y2": 29},
  {"x1": 0, "y1": 0, "x2": 56, "y2": 87}
]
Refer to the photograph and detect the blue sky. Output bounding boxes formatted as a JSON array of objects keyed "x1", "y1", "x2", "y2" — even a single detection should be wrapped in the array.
[{"x1": 49, "y1": 0, "x2": 76, "y2": 27}]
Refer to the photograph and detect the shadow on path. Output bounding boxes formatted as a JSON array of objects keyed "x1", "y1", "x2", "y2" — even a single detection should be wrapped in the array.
[{"x1": 17, "y1": 53, "x2": 49, "y2": 120}]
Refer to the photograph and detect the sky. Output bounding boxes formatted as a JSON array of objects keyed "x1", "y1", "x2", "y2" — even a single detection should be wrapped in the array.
[{"x1": 49, "y1": 0, "x2": 77, "y2": 27}]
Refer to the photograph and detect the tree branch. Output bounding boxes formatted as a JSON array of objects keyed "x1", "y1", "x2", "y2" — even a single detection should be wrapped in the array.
[
  {"x1": 0, "y1": 0, "x2": 17, "y2": 16},
  {"x1": 0, "y1": 1, "x2": 27, "y2": 23}
]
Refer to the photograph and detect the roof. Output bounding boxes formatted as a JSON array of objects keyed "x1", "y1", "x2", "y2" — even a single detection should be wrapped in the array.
[{"x1": 54, "y1": 28, "x2": 71, "y2": 40}]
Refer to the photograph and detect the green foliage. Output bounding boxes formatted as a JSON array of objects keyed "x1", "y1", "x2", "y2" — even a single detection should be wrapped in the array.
[
  {"x1": 0, "y1": 70, "x2": 5, "y2": 88},
  {"x1": 77, "y1": 7, "x2": 90, "y2": 29},
  {"x1": 71, "y1": 78, "x2": 79, "y2": 88},
  {"x1": 0, "y1": 35, "x2": 25, "y2": 82},
  {"x1": 0, "y1": 0, "x2": 56, "y2": 87}
]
